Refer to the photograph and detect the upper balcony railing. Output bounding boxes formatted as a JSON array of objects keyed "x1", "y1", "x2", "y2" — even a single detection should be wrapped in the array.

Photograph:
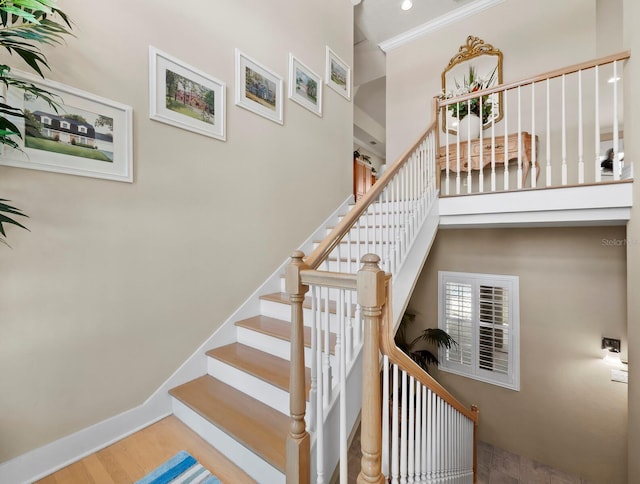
[{"x1": 436, "y1": 51, "x2": 631, "y2": 196}]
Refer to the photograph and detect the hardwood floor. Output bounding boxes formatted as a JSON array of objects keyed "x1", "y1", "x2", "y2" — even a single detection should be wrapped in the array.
[{"x1": 36, "y1": 416, "x2": 256, "y2": 484}]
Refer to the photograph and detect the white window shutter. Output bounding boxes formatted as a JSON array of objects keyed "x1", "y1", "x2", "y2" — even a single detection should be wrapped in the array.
[{"x1": 438, "y1": 272, "x2": 520, "y2": 391}]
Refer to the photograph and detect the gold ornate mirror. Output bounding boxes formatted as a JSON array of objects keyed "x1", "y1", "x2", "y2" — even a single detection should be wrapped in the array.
[{"x1": 441, "y1": 36, "x2": 503, "y2": 135}]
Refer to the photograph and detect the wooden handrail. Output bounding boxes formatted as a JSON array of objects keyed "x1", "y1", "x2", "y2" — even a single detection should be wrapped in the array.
[
  {"x1": 379, "y1": 276, "x2": 479, "y2": 423},
  {"x1": 304, "y1": 119, "x2": 437, "y2": 270},
  {"x1": 437, "y1": 50, "x2": 631, "y2": 109}
]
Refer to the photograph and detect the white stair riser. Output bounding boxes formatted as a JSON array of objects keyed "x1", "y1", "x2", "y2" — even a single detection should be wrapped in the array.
[
  {"x1": 259, "y1": 299, "x2": 348, "y2": 333},
  {"x1": 236, "y1": 326, "x2": 337, "y2": 369},
  {"x1": 172, "y1": 399, "x2": 285, "y2": 484},
  {"x1": 206, "y1": 358, "x2": 311, "y2": 417}
]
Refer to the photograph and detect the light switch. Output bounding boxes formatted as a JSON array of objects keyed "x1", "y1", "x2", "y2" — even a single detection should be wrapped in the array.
[{"x1": 611, "y1": 369, "x2": 628, "y2": 384}]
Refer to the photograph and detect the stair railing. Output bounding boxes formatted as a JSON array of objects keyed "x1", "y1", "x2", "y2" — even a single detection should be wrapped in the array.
[
  {"x1": 285, "y1": 103, "x2": 477, "y2": 483},
  {"x1": 437, "y1": 51, "x2": 631, "y2": 196}
]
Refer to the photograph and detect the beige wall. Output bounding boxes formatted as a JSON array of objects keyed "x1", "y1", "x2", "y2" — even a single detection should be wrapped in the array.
[
  {"x1": 0, "y1": 0, "x2": 353, "y2": 461},
  {"x1": 407, "y1": 227, "x2": 628, "y2": 484},
  {"x1": 386, "y1": 0, "x2": 596, "y2": 163},
  {"x1": 622, "y1": 0, "x2": 639, "y2": 481}
]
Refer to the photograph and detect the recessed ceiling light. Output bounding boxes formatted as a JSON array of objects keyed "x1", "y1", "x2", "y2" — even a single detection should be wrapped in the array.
[
  {"x1": 401, "y1": 0, "x2": 413, "y2": 11},
  {"x1": 608, "y1": 76, "x2": 621, "y2": 83},
  {"x1": 370, "y1": 140, "x2": 377, "y2": 145}
]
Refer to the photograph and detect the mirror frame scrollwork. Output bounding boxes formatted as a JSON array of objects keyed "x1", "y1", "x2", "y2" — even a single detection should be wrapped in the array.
[{"x1": 441, "y1": 36, "x2": 504, "y2": 135}]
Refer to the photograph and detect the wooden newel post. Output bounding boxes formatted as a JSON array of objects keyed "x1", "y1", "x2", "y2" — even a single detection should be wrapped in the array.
[
  {"x1": 285, "y1": 251, "x2": 310, "y2": 484},
  {"x1": 357, "y1": 254, "x2": 386, "y2": 484}
]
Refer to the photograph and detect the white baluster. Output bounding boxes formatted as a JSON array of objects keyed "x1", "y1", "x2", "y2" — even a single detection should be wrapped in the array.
[
  {"x1": 445, "y1": 109, "x2": 451, "y2": 196},
  {"x1": 400, "y1": 370, "x2": 408, "y2": 484},
  {"x1": 546, "y1": 78, "x2": 552, "y2": 187},
  {"x1": 391, "y1": 364, "x2": 399, "y2": 484},
  {"x1": 595, "y1": 65, "x2": 601, "y2": 183},
  {"x1": 421, "y1": 387, "x2": 428, "y2": 483},
  {"x1": 466, "y1": 100, "x2": 472, "y2": 194},
  {"x1": 613, "y1": 60, "x2": 620, "y2": 180},
  {"x1": 314, "y1": 286, "x2": 325, "y2": 484},
  {"x1": 491, "y1": 98, "x2": 496, "y2": 192},
  {"x1": 415, "y1": 384, "x2": 421, "y2": 482},
  {"x1": 338, "y1": 290, "x2": 347, "y2": 484},
  {"x1": 408, "y1": 376, "x2": 415, "y2": 483},
  {"x1": 562, "y1": 74, "x2": 567, "y2": 185},
  {"x1": 517, "y1": 86, "x2": 523, "y2": 189},
  {"x1": 382, "y1": 356, "x2": 390, "y2": 478},
  {"x1": 531, "y1": 81, "x2": 537, "y2": 188},
  {"x1": 503, "y1": 90, "x2": 509, "y2": 190},
  {"x1": 456, "y1": 104, "x2": 461, "y2": 195},
  {"x1": 309, "y1": 287, "x2": 317, "y2": 432},
  {"x1": 578, "y1": 69, "x2": 584, "y2": 184},
  {"x1": 479, "y1": 95, "x2": 484, "y2": 193},
  {"x1": 323, "y1": 289, "x2": 331, "y2": 407}
]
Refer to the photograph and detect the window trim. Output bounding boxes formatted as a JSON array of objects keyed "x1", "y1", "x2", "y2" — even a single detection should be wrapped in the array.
[{"x1": 438, "y1": 271, "x2": 520, "y2": 391}]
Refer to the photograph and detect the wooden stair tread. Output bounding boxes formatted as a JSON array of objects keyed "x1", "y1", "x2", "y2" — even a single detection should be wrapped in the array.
[
  {"x1": 170, "y1": 375, "x2": 288, "y2": 472},
  {"x1": 235, "y1": 315, "x2": 337, "y2": 354},
  {"x1": 206, "y1": 343, "x2": 311, "y2": 397},
  {"x1": 260, "y1": 292, "x2": 344, "y2": 314}
]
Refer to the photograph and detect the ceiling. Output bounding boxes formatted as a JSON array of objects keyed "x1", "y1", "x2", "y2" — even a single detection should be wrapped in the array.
[
  {"x1": 354, "y1": 0, "x2": 474, "y2": 47},
  {"x1": 352, "y1": 0, "x2": 482, "y2": 161}
]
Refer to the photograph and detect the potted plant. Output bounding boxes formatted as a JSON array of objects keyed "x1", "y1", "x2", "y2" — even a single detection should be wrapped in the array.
[
  {"x1": 395, "y1": 310, "x2": 458, "y2": 374},
  {"x1": 0, "y1": 0, "x2": 73, "y2": 247},
  {"x1": 439, "y1": 65, "x2": 496, "y2": 139}
]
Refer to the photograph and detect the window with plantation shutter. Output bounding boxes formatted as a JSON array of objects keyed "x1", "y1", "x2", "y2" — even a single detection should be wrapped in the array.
[{"x1": 438, "y1": 271, "x2": 520, "y2": 391}]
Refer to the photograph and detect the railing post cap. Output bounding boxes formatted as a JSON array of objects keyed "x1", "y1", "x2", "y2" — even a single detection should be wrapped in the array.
[
  {"x1": 291, "y1": 250, "x2": 305, "y2": 261},
  {"x1": 361, "y1": 253, "x2": 381, "y2": 267}
]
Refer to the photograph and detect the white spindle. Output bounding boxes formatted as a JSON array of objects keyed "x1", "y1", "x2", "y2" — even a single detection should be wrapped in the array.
[
  {"x1": 479, "y1": 96, "x2": 484, "y2": 193},
  {"x1": 408, "y1": 377, "x2": 415, "y2": 483},
  {"x1": 562, "y1": 74, "x2": 567, "y2": 185},
  {"x1": 391, "y1": 364, "x2": 399, "y2": 484},
  {"x1": 415, "y1": 384, "x2": 421, "y2": 481},
  {"x1": 531, "y1": 82, "x2": 537, "y2": 188},
  {"x1": 578, "y1": 69, "x2": 584, "y2": 183},
  {"x1": 322, "y1": 289, "x2": 330, "y2": 407},
  {"x1": 314, "y1": 286, "x2": 324, "y2": 484},
  {"x1": 503, "y1": 89, "x2": 509, "y2": 190},
  {"x1": 456, "y1": 105, "x2": 461, "y2": 194},
  {"x1": 421, "y1": 387, "x2": 427, "y2": 482},
  {"x1": 382, "y1": 356, "x2": 390, "y2": 477},
  {"x1": 445, "y1": 108, "x2": 451, "y2": 196},
  {"x1": 595, "y1": 65, "x2": 601, "y2": 183},
  {"x1": 400, "y1": 370, "x2": 408, "y2": 483},
  {"x1": 466, "y1": 100, "x2": 472, "y2": 194},
  {"x1": 613, "y1": 60, "x2": 620, "y2": 180},
  {"x1": 338, "y1": 290, "x2": 347, "y2": 484},
  {"x1": 308, "y1": 286, "x2": 317, "y2": 432},
  {"x1": 546, "y1": 78, "x2": 552, "y2": 187},
  {"x1": 517, "y1": 86, "x2": 523, "y2": 189},
  {"x1": 491, "y1": 99, "x2": 496, "y2": 192}
]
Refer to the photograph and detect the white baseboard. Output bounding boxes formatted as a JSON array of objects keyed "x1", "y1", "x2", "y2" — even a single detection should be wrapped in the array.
[{"x1": 0, "y1": 196, "x2": 353, "y2": 484}]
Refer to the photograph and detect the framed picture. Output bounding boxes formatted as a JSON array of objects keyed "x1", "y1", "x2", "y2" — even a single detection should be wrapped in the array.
[
  {"x1": 325, "y1": 46, "x2": 351, "y2": 101},
  {"x1": 149, "y1": 46, "x2": 226, "y2": 141},
  {"x1": 288, "y1": 54, "x2": 322, "y2": 117},
  {"x1": 0, "y1": 71, "x2": 133, "y2": 183},
  {"x1": 235, "y1": 49, "x2": 283, "y2": 125}
]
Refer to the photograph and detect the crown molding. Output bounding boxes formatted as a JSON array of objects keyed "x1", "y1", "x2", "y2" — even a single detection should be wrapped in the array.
[{"x1": 379, "y1": 0, "x2": 506, "y2": 53}]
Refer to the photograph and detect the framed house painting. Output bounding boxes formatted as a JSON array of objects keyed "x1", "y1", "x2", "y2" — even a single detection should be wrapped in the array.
[
  {"x1": 288, "y1": 53, "x2": 322, "y2": 117},
  {"x1": 235, "y1": 49, "x2": 284, "y2": 125},
  {"x1": 149, "y1": 46, "x2": 226, "y2": 141},
  {"x1": 0, "y1": 71, "x2": 133, "y2": 182},
  {"x1": 325, "y1": 46, "x2": 351, "y2": 101}
]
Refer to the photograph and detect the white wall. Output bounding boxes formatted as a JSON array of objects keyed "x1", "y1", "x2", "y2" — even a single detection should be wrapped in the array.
[
  {"x1": 408, "y1": 227, "x2": 628, "y2": 484},
  {"x1": 386, "y1": 0, "x2": 596, "y2": 163},
  {"x1": 0, "y1": 0, "x2": 353, "y2": 461}
]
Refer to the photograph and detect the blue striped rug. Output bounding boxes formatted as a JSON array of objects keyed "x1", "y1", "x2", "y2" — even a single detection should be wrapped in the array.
[{"x1": 135, "y1": 450, "x2": 221, "y2": 484}]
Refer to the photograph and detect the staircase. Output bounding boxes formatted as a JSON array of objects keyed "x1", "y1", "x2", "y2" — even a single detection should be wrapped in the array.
[{"x1": 168, "y1": 212, "x2": 351, "y2": 483}]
